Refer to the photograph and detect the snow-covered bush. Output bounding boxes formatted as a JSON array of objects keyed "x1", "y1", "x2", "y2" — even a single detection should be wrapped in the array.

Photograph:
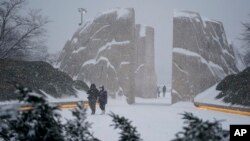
[
  {"x1": 172, "y1": 112, "x2": 229, "y2": 141},
  {"x1": 216, "y1": 67, "x2": 250, "y2": 106},
  {"x1": 0, "y1": 105, "x2": 18, "y2": 141},
  {"x1": 2, "y1": 85, "x2": 233, "y2": 141},
  {"x1": 109, "y1": 112, "x2": 142, "y2": 141},
  {"x1": 0, "y1": 84, "x2": 64, "y2": 141},
  {"x1": 64, "y1": 103, "x2": 99, "y2": 141},
  {"x1": 0, "y1": 84, "x2": 98, "y2": 141},
  {"x1": 1, "y1": 84, "x2": 144, "y2": 141}
]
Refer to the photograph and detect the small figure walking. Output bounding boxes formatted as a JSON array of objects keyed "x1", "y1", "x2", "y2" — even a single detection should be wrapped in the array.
[
  {"x1": 99, "y1": 85, "x2": 107, "y2": 115},
  {"x1": 162, "y1": 85, "x2": 166, "y2": 97},
  {"x1": 157, "y1": 86, "x2": 161, "y2": 98},
  {"x1": 87, "y1": 84, "x2": 99, "y2": 115}
]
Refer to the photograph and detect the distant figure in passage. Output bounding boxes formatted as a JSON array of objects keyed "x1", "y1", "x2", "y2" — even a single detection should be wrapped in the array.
[
  {"x1": 87, "y1": 83, "x2": 99, "y2": 115},
  {"x1": 162, "y1": 85, "x2": 166, "y2": 97},
  {"x1": 99, "y1": 85, "x2": 108, "y2": 114},
  {"x1": 157, "y1": 86, "x2": 161, "y2": 98}
]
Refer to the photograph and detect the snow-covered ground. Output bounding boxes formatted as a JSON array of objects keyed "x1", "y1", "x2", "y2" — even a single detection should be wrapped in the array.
[
  {"x1": 60, "y1": 93, "x2": 250, "y2": 141},
  {"x1": 1, "y1": 90, "x2": 249, "y2": 141}
]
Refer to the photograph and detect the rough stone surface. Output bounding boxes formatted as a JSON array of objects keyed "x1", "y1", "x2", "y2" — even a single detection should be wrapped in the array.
[
  {"x1": 58, "y1": 8, "x2": 157, "y2": 99},
  {"x1": 172, "y1": 11, "x2": 238, "y2": 103},
  {"x1": 135, "y1": 25, "x2": 157, "y2": 98}
]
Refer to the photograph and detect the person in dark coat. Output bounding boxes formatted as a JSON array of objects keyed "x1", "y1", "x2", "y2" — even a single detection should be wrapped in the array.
[
  {"x1": 157, "y1": 86, "x2": 161, "y2": 98},
  {"x1": 87, "y1": 83, "x2": 99, "y2": 115},
  {"x1": 162, "y1": 85, "x2": 166, "y2": 97},
  {"x1": 99, "y1": 85, "x2": 107, "y2": 114}
]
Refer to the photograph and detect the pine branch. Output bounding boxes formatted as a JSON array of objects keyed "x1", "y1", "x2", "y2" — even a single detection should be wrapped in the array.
[
  {"x1": 172, "y1": 112, "x2": 229, "y2": 141},
  {"x1": 109, "y1": 112, "x2": 142, "y2": 141}
]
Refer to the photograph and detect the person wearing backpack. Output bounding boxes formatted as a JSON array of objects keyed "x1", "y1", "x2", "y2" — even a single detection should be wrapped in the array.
[{"x1": 87, "y1": 83, "x2": 99, "y2": 115}]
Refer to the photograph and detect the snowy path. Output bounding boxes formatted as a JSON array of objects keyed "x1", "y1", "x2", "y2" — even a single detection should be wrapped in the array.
[{"x1": 60, "y1": 96, "x2": 250, "y2": 141}]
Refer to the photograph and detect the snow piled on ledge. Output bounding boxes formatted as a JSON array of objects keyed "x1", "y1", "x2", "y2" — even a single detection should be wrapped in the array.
[
  {"x1": 194, "y1": 84, "x2": 249, "y2": 108},
  {"x1": 174, "y1": 10, "x2": 221, "y2": 25},
  {"x1": 139, "y1": 25, "x2": 146, "y2": 37},
  {"x1": 100, "y1": 8, "x2": 131, "y2": 19},
  {"x1": 173, "y1": 10, "x2": 199, "y2": 18}
]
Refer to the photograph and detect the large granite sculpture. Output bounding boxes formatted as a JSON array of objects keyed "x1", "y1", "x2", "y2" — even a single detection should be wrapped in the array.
[
  {"x1": 172, "y1": 10, "x2": 238, "y2": 103},
  {"x1": 58, "y1": 8, "x2": 157, "y2": 101}
]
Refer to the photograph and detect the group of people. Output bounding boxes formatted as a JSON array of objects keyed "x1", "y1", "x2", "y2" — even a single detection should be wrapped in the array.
[
  {"x1": 87, "y1": 83, "x2": 108, "y2": 115},
  {"x1": 157, "y1": 85, "x2": 167, "y2": 98}
]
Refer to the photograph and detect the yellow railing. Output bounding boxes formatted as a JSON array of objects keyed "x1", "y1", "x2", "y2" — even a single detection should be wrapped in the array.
[
  {"x1": 194, "y1": 102, "x2": 250, "y2": 116},
  {"x1": 19, "y1": 101, "x2": 100, "y2": 111}
]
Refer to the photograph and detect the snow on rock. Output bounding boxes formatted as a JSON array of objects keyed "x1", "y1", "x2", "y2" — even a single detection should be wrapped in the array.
[
  {"x1": 139, "y1": 25, "x2": 146, "y2": 37},
  {"x1": 90, "y1": 25, "x2": 110, "y2": 39},
  {"x1": 71, "y1": 38, "x2": 78, "y2": 44},
  {"x1": 134, "y1": 64, "x2": 144, "y2": 73},
  {"x1": 173, "y1": 47, "x2": 226, "y2": 78},
  {"x1": 119, "y1": 61, "x2": 130, "y2": 68},
  {"x1": 174, "y1": 10, "x2": 200, "y2": 19},
  {"x1": 96, "y1": 39, "x2": 130, "y2": 55},
  {"x1": 174, "y1": 10, "x2": 221, "y2": 28},
  {"x1": 58, "y1": 8, "x2": 157, "y2": 98},
  {"x1": 72, "y1": 47, "x2": 86, "y2": 54},
  {"x1": 116, "y1": 8, "x2": 130, "y2": 19},
  {"x1": 101, "y1": 8, "x2": 131, "y2": 19},
  {"x1": 172, "y1": 10, "x2": 238, "y2": 103},
  {"x1": 79, "y1": 20, "x2": 93, "y2": 34}
]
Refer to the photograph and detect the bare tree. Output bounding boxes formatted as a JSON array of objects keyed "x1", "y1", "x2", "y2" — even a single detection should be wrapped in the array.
[
  {"x1": 0, "y1": 0, "x2": 49, "y2": 60},
  {"x1": 242, "y1": 21, "x2": 250, "y2": 44},
  {"x1": 45, "y1": 52, "x2": 60, "y2": 66},
  {"x1": 242, "y1": 16, "x2": 250, "y2": 66}
]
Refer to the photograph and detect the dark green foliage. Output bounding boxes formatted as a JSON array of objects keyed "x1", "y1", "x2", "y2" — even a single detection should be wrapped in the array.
[
  {"x1": 0, "y1": 59, "x2": 88, "y2": 101},
  {"x1": 8, "y1": 84, "x2": 64, "y2": 141},
  {"x1": 0, "y1": 84, "x2": 100, "y2": 141},
  {"x1": 216, "y1": 67, "x2": 250, "y2": 106},
  {"x1": 109, "y1": 112, "x2": 141, "y2": 141},
  {"x1": 216, "y1": 74, "x2": 237, "y2": 91},
  {"x1": 0, "y1": 106, "x2": 15, "y2": 141},
  {"x1": 172, "y1": 112, "x2": 229, "y2": 141},
  {"x1": 64, "y1": 103, "x2": 99, "y2": 141},
  {"x1": 2, "y1": 86, "x2": 233, "y2": 141},
  {"x1": 74, "y1": 80, "x2": 89, "y2": 92}
]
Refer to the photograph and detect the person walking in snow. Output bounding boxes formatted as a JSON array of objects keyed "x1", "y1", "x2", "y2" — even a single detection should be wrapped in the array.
[
  {"x1": 99, "y1": 85, "x2": 108, "y2": 114},
  {"x1": 87, "y1": 83, "x2": 99, "y2": 115},
  {"x1": 162, "y1": 85, "x2": 166, "y2": 97},
  {"x1": 157, "y1": 86, "x2": 161, "y2": 98}
]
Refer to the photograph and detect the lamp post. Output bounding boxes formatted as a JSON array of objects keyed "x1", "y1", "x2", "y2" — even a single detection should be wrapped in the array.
[{"x1": 78, "y1": 8, "x2": 87, "y2": 26}]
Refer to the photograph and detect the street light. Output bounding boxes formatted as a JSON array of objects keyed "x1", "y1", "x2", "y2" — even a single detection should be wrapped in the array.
[{"x1": 78, "y1": 8, "x2": 87, "y2": 26}]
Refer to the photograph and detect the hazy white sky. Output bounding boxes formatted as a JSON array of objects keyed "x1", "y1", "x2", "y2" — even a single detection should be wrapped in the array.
[{"x1": 27, "y1": 0, "x2": 250, "y2": 85}]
